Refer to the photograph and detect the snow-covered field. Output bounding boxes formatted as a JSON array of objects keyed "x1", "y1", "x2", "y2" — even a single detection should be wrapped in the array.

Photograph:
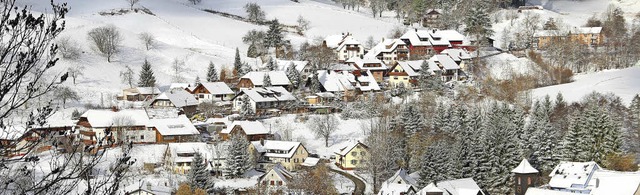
[{"x1": 532, "y1": 66, "x2": 640, "y2": 105}]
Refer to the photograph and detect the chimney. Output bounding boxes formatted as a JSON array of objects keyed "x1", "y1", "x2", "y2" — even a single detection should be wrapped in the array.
[
  {"x1": 414, "y1": 28, "x2": 417, "y2": 32},
  {"x1": 146, "y1": 182, "x2": 152, "y2": 191},
  {"x1": 595, "y1": 178, "x2": 600, "y2": 188},
  {"x1": 260, "y1": 139, "x2": 265, "y2": 146},
  {"x1": 111, "y1": 106, "x2": 119, "y2": 112},
  {"x1": 432, "y1": 29, "x2": 436, "y2": 33}
]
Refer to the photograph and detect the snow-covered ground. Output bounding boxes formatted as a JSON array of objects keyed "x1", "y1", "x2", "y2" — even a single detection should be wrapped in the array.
[
  {"x1": 332, "y1": 172, "x2": 356, "y2": 194},
  {"x1": 484, "y1": 53, "x2": 536, "y2": 80},
  {"x1": 531, "y1": 66, "x2": 640, "y2": 105}
]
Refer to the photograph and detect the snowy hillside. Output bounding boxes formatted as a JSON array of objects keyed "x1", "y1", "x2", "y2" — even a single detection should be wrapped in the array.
[
  {"x1": 532, "y1": 66, "x2": 640, "y2": 105},
  {"x1": 17, "y1": 0, "x2": 401, "y2": 105}
]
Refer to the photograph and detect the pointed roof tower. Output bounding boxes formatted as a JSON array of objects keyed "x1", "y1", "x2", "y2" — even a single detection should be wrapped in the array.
[{"x1": 512, "y1": 159, "x2": 539, "y2": 174}]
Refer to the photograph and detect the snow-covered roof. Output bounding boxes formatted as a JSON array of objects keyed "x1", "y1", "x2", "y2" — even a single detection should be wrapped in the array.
[
  {"x1": 396, "y1": 61, "x2": 420, "y2": 77},
  {"x1": 524, "y1": 188, "x2": 579, "y2": 195},
  {"x1": 548, "y1": 161, "x2": 600, "y2": 189},
  {"x1": 302, "y1": 157, "x2": 320, "y2": 167},
  {"x1": 419, "y1": 183, "x2": 445, "y2": 194},
  {"x1": 534, "y1": 30, "x2": 566, "y2": 37},
  {"x1": 80, "y1": 109, "x2": 150, "y2": 127},
  {"x1": 442, "y1": 48, "x2": 472, "y2": 61},
  {"x1": 336, "y1": 140, "x2": 367, "y2": 156},
  {"x1": 167, "y1": 142, "x2": 213, "y2": 163},
  {"x1": 241, "y1": 71, "x2": 291, "y2": 86},
  {"x1": 589, "y1": 170, "x2": 640, "y2": 195},
  {"x1": 378, "y1": 183, "x2": 415, "y2": 195},
  {"x1": 136, "y1": 87, "x2": 161, "y2": 95},
  {"x1": 0, "y1": 125, "x2": 27, "y2": 140},
  {"x1": 572, "y1": 27, "x2": 602, "y2": 34},
  {"x1": 238, "y1": 87, "x2": 297, "y2": 103},
  {"x1": 169, "y1": 83, "x2": 193, "y2": 90},
  {"x1": 221, "y1": 120, "x2": 269, "y2": 135},
  {"x1": 336, "y1": 36, "x2": 361, "y2": 51},
  {"x1": 434, "y1": 30, "x2": 465, "y2": 42},
  {"x1": 400, "y1": 29, "x2": 466, "y2": 47},
  {"x1": 205, "y1": 117, "x2": 230, "y2": 125},
  {"x1": 318, "y1": 70, "x2": 381, "y2": 92},
  {"x1": 153, "y1": 89, "x2": 198, "y2": 107},
  {"x1": 346, "y1": 57, "x2": 388, "y2": 71},
  {"x1": 432, "y1": 54, "x2": 460, "y2": 70},
  {"x1": 148, "y1": 115, "x2": 199, "y2": 136},
  {"x1": 364, "y1": 38, "x2": 405, "y2": 59},
  {"x1": 123, "y1": 181, "x2": 173, "y2": 195},
  {"x1": 324, "y1": 34, "x2": 346, "y2": 48},
  {"x1": 251, "y1": 140, "x2": 302, "y2": 158},
  {"x1": 384, "y1": 169, "x2": 419, "y2": 189},
  {"x1": 436, "y1": 178, "x2": 484, "y2": 195},
  {"x1": 200, "y1": 82, "x2": 234, "y2": 95},
  {"x1": 512, "y1": 159, "x2": 539, "y2": 174},
  {"x1": 265, "y1": 163, "x2": 293, "y2": 182},
  {"x1": 269, "y1": 60, "x2": 309, "y2": 72}
]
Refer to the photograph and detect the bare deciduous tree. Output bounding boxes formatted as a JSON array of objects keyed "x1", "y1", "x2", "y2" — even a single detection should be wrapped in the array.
[
  {"x1": 88, "y1": 25, "x2": 122, "y2": 62},
  {"x1": 67, "y1": 65, "x2": 85, "y2": 85},
  {"x1": 57, "y1": 36, "x2": 81, "y2": 60},
  {"x1": 307, "y1": 114, "x2": 339, "y2": 147},
  {"x1": 244, "y1": 3, "x2": 265, "y2": 23},
  {"x1": 296, "y1": 15, "x2": 310, "y2": 35},
  {"x1": 138, "y1": 32, "x2": 155, "y2": 50},
  {"x1": 54, "y1": 87, "x2": 81, "y2": 109},
  {"x1": 188, "y1": 0, "x2": 201, "y2": 5},
  {"x1": 171, "y1": 58, "x2": 186, "y2": 82},
  {"x1": 120, "y1": 65, "x2": 135, "y2": 88},
  {"x1": 127, "y1": 0, "x2": 140, "y2": 10}
]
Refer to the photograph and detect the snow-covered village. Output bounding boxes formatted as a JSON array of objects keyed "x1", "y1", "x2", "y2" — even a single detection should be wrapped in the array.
[{"x1": 2, "y1": 0, "x2": 640, "y2": 194}]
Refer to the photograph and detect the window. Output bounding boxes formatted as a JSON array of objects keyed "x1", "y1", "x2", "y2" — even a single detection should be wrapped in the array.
[
  {"x1": 278, "y1": 181, "x2": 283, "y2": 186},
  {"x1": 360, "y1": 160, "x2": 366, "y2": 164},
  {"x1": 394, "y1": 77, "x2": 398, "y2": 80},
  {"x1": 140, "y1": 135, "x2": 144, "y2": 140},
  {"x1": 517, "y1": 177, "x2": 521, "y2": 185},
  {"x1": 351, "y1": 151, "x2": 357, "y2": 156},
  {"x1": 199, "y1": 94, "x2": 204, "y2": 98},
  {"x1": 351, "y1": 160, "x2": 357, "y2": 165},
  {"x1": 527, "y1": 177, "x2": 531, "y2": 185},
  {"x1": 360, "y1": 151, "x2": 365, "y2": 156},
  {"x1": 270, "y1": 181, "x2": 274, "y2": 186},
  {"x1": 294, "y1": 158, "x2": 298, "y2": 163},
  {"x1": 262, "y1": 181, "x2": 267, "y2": 185}
]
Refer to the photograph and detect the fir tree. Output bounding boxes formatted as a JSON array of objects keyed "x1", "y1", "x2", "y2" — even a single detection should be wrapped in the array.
[
  {"x1": 464, "y1": 3, "x2": 493, "y2": 46},
  {"x1": 234, "y1": 47, "x2": 242, "y2": 77},
  {"x1": 238, "y1": 61, "x2": 251, "y2": 77},
  {"x1": 399, "y1": 104, "x2": 423, "y2": 136},
  {"x1": 309, "y1": 70, "x2": 321, "y2": 93},
  {"x1": 264, "y1": 19, "x2": 284, "y2": 49},
  {"x1": 206, "y1": 61, "x2": 218, "y2": 82},
  {"x1": 138, "y1": 59, "x2": 156, "y2": 87},
  {"x1": 420, "y1": 141, "x2": 452, "y2": 185},
  {"x1": 422, "y1": 70, "x2": 445, "y2": 94},
  {"x1": 240, "y1": 95, "x2": 255, "y2": 117},
  {"x1": 225, "y1": 134, "x2": 251, "y2": 178},
  {"x1": 285, "y1": 62, "x2": 301, "y2": 89},
  {"x1": 194, "y1": 75, "x2": 201, "y2": 86},
  {"x1": 188, "y1": 152, "x2": 214, "y2": 193},
  {"x1": 266, "y1": 57, "x2": 277, "y2": 71},
  {"x1": 263, "y1": 73, "x2": 272, "y2": 87},
  {"x1": 247, "y1": 42, "x2": 258, "y2": 58}
]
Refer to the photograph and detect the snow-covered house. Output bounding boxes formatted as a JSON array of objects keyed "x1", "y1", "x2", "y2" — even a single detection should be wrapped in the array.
[
  {"x1": 190, "y1": 82, "x2": 235, "y2": 103},
  {"x1": 123, "y1": 181, "x2": 173, "y2": 195},
  {"x1": 267, "y1": 59, "x2": 312, "y2": 78},
  {"x1": 149, "y1": 89, "x2": 198, "y2": 116},
  {"x1": 219, "y1": 120, "x2": 271, "y2": 141},
  {"x1": 259, "y1": 163, "x2": 293, "y2": 189},
  {"x1": 324, "y1": 33, "x2": 365, "y2": 62},
  {"x1": 388, "y1": 60, "x2": 435, "y2": 87},
  {"x1": 378, "y1": 169, "x2": 420, "y2": 195},
  {"x1": 417, "y1": 178, "x2": 484, "y2": 195},
  {"x1": 119, "y1": 87, "x2": 161, "y2": 102},
  {"x1": 422, "y1": 9, "x2": 442, "y2": 26},
  {"x1": 0, "y1": 125, "x2": 30, "y2": 157},
  {"x1": 345, "y1": 57, "x2": 388, "y2": 82},
  {"x1": 399, "y1": 29, "x2": 468, "y2": 57},
  {"x1": 364, "y1": 38, "x2": 409, "y2": 64},
  {"x1": 317, "y1": 70, "x2": 381, "y2": 102},
  {"x1": 526, "y1": 161, "x2": 640, "y2": 195},
  {"x1": 512, "y1": 159, "x2": 540, "y2": 195},
  {"x1": 334, "y1": 141, "x2": 368, "y2": 170},
  {"x1": 249, "y1": 140, "x2": 309, "y2": 172},
  {"x1": 232, "y1": 87, "x2": 298, "y2": 114},
  {"x1": 533, "y1": 27, "x2": 603, "y2": 49},
  {"x1": 76, "y1": 109, "x2": 152, "y2": 146},
  {"x1": 441, "y1": 48, "x2": 472, "y2": 71},
  {"x1": 147, "y1": 115, "x2": 200, "y2": 144},
  {"x1": 238, "y1": 71, "x2": 291, "y2": 89},
  {"x1": 429, "y1": 54, "x2": 462, "y2": 81},
  {"x1": 164, "y1": 142, "x2": 212, "y2": 174}
]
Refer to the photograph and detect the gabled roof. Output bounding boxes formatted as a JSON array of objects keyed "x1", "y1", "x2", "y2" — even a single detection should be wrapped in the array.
[
  {"x1": 436, "y1": 178, "x2": 484, "y2": 195},
  {"x1": 123, "y1": 181, "x2": 173, "y2": 195},
  {"x1": 80, "y1": 109, "x2": 150, "y2": 127},
  {"x1": 364, "y1": 38, "x2": 405, "y2": 59},
  {"x1": 263, "y1": 163, "x2": 293, "y2": 182},
  {"x1": 221, "y1": 120, "x2": 269, "y2": 135},
  {"x1": 589, "y1": 170, "x2": 640, "y2": 195},
  {"x1": 167, "y1": 142, "x2": 215, "y2": 163},
  {"x1": 346, "y1": 57, "x2": 388, "y2": 71},
  {"x1": 269, "y1": 60, "x2": 309, "y2": 72},
  {"x1": 512, "y1": 159, "x2": 539, "y2": 174},
  {"x1": 0, "y1": 125, "x2": 27, "y2": 140},
  {"x1": 148, "y1": 115, "x2": 199, "y2": 136},
  {"x1": 302, "y1": 157, "x2": 320, "y2": 167},
  {"x1": 136, "y1": 87, "x2": 161, "y2": 95},
  {"x1": 336, "y1": 36, "x2": 361, "y2": 51},
  {"x1": 153, "y1": 89, "x2": 198, "y2": 107},
  {"x1": 236, "y1": 87, "x2": 297, "y2": 103},
  {"x1": 420, "y1": 183, "x2": 444, "y2": 193},
  {"x1": 442, "y1": 48, "x2": 472, "y2": 61},
  {"x1": 572, "y1": 27, "x2": 602, "y2": 34},
  {"x1": 385, "y1": 169, "x2": 419, "y2": 188},
  {"x1": 241, "y1": 71, "x2": 291, "y2": 86},
  {"x1": 317, "y1": 70, "x2": 381, "y2": 92},
  {"x1": 336, "y1": 140, "x2": 368, "y2": 156},
  {"x1": 169, "y1": 83, "x2": 193, "y2": 90},
  {"x1": 378, "y1": 183, "x2": 416, "y2": 195},
  {"x1": 548, "y1": 161, "x2": 600, "y2": 189},
  {"x1": 199, "y1": 82, "x2": 234, "y2": 95},
  {"x1": 432, "y1": 54, "x2": 460, "y2": 70},
  {"x1": 251, "y1": 140, "x2": 303, "y2": 159}
]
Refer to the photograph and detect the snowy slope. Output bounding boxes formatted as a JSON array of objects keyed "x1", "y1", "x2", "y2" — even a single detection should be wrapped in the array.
[{"x1": 531, "y1": 66, "x2": 640, "y2": 105}]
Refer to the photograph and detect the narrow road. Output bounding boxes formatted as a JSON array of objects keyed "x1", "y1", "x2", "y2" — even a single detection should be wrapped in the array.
[{"x1": 328, "y1": 164, "x2": 366, "y2": 195}]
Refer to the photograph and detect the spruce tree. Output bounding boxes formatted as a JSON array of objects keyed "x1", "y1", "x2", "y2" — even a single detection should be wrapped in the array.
[
  {"x1": 266, "y1": 57, "x2": 276, "y2": 71},
  {"x1": 240, "y1": 95, "x2": 255, "y2": 117},
  {"x1": 225, "y1": 134, "x2": 251, "y2": 178},
  {"x1": 247, "y1": 43, "x2": 258, "y2": 58},
  {"x1": 264, "y1": 19, "x2": 284, "y2": 49},
  {"x1": 188, "y1": 152, "x2": 214, "y2": 193},
  {"x1": 195, "y1": 75, "x2": 201, "y2": 86},
  {"x1": 206, "y1": 61, "x2": 218, "y2": 82},
  {"x1": 138, "y1": 59, "x2": 156, "y2": 87},
  {"x1": 285, "y1": 62, "x2": 301, "y2": 89},
  {"x1": 310, "y1": 70, "x2": 321, "y2": 93},
  {"x1": 234, "y1": 47, "x2": 242, "y2": 77},
  {"x1": 420, "y1": 141, "x2": 452, "y2": 185},
  {"x1": 263, "y1": 73, "x2": 272, "y2": 87},
  {"x1": 400, "y1": 104, "x2": 423, "y2": 136}
]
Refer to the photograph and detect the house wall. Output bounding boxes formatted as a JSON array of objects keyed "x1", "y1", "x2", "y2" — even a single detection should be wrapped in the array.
[
  {"x1": 260, "y1": 169, "x2": 288, "y2": 187},
  {"x1": 336, "y1": 144, "x2": 368, "y2": 170},
  {"x1": 233, "y1": 97, "x2": 258, "y2": 113},
  {"x1": 388, "y1": 65, "x2": 411, "y2": 87},
  {"x1": 122, "y1": 128, "x2": 156, "y2": 144},
  {"x1": 237, "y1": 79, "x2": 255, "y2": 89},
  {"x1": 337, "y1": 45, "x2": 364, "y2": 62}
]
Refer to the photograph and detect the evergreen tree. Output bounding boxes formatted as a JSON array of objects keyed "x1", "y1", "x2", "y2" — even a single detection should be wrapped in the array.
[
  {"x1": 527, "y1": 100, "x2": 559, "y2": 173},
  {"x1": 464, "y1": 3, "x2": 493, "y2": 46},
  {"x1": 562, "y1": 105, "x2": 621, "y2": 164},
  {"x1": 194, "y1": 75, "x2": 201, "y2": 86},
  {"x1": 420, "y1": 141, "x2": 452, "y2": 185},
  {"x1": 266, "y1": 57, "x2": 277, "y2": 71},
  {"x1": 399, "y1": 104, "x2": 423, "y2": 136},
  {"x1": 234, "y1": 47, "x2": 242, "y2": 77},
  {"x1": 247, "y1": 42, "x2": 258, "y2": 58},
  {"x1": 264, "y1": 19, "x2": 284, "y2": 49},
  {"x1": 240, "y1": 95, "x2": 255, "y2": 117},
  {"x1": 263, "y1": 73, "x2": 272, "y2": 87},
  {"x1": 225, "y1": 134, "x2": 251, "y2": 178},
  {"x1": 188, "y1": 152, "x2": 214, "y2": 193},
  {"x1": 137, "y1": 59, "x2": 156, "y2": 87},
  {"x1": 422, "y1": 70, "x2": 445, "y2": 94},
  {"x1": 285, "y1": 62, "x2": 301, "y2": 89},
  {"x1": 310, "y1": 70, "x2": 321, "y2": 93},
  {"x1": 206, "y1": 61, "x2": 218, "y2": 82}
]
